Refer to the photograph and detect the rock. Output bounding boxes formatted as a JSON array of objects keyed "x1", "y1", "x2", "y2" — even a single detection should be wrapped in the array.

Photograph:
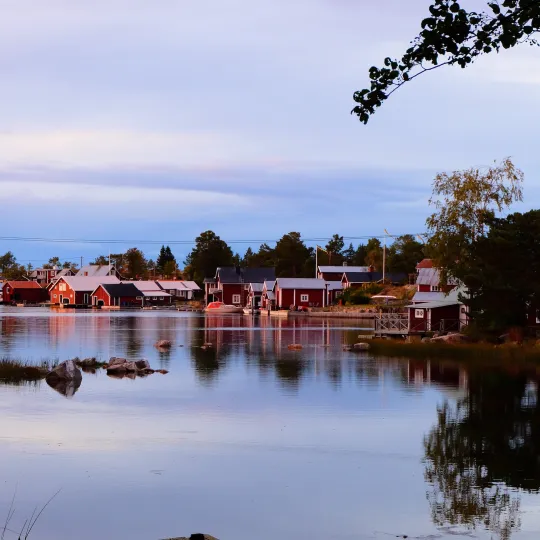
[
  {"x1": 422, "y1": 337, "x2": 432, "y2": 343},
  {"x1": 431, "y1": 333, "x2": 469, "y2": 344},
  {"x1": 109, "y1": 357, "x2": 127, "y2": 367},
  {"x1": 190, "y1": 535, "x2": 219, "y2": 540},
  {"x1": 135, "y1": 359, "x2": 151, "y2": 370},
  {"x1": 155, "y1": 340, "x2": 172, "y2": 349},
  {"x1": 123, "y1": 361, "x2": 139, "y2": 372},
  {"x1": 156, "y1": 369, "x2": 169, "y2": 374},
  {"x1": 106, "y1": 364, "x2": 127, "y2": 375},
  {"x1": 342, "y1": 345, "x2": 353, "y2": 351},
  {"x1": 353, "y1": 342, "x2": 370, "y2": 351},
  {"x1": 80, "y1": 357, "x2": 98, "y2": 368},
  {"x1": 45, "y1": 360, "x2": 82, "y2": 398},
  {"x1": 288, "y1": 344, "x2": 303, "y2": 350}
]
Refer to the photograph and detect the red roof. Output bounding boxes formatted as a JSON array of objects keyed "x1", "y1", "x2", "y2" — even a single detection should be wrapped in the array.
[
  {"x1": 5, "y1": 281, "x2": 43, "y2": 289},
  {"x1": 416, "y1": 259, "x2": 433, "y2": 270}
]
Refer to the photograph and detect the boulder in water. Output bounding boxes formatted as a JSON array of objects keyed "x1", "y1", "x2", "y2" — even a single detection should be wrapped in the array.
[{"x1": 155, "y1": 340, "x2": 172, "y2": 349}]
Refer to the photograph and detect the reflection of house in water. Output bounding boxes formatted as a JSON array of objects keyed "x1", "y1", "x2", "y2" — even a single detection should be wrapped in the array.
[{"x1": 406, "y1": 359, "x2": 468, "y2": 395}]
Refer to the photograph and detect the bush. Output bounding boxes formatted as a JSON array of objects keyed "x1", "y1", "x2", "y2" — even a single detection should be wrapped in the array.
[{"x1": 363, "y1": 283, "x2": 384, "y2": 295}]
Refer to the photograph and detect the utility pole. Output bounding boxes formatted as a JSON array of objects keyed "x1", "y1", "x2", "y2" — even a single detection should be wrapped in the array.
[
  {"x1": 80, "y1": 256, "x2": 83, "y2": 270},
  {"x1": 315, "y1": 245, "x2": 329, "y2": 278}
]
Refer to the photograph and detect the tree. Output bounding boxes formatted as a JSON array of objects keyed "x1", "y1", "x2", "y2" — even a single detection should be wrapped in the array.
[
  {"x1": 124, "y1": 248, "x2": 148, "y2": 280},
  {"x1": 184, "y1": 230, "x2": 234, "y2": 284},
  {"x1": 365, "y1": 238, "x2": 382, "y2": 270},
  {"x1": 0, "y1": 252, "x2": 25, "y2": 279},
  {"x1": 91, "y1": 255, "x2": 109, "y2": 265},
  {"x1": 458, "y1": 210, "x2": 540, "y2": 332},
  {"x1": 387, "y1": 234, "x2": 424, "y2": 275},
  {"x1": 353, "y1": 1, "x2": 540, "y2": 123},
  {"x1": 274, "y1": 232, "x2": 314, "y2": 277},
  {"x1": 163, "y1": 260, "x2": 178, "y2": 279},
  {"x1": 426, "y1": 158, "x2": 524, "y2": 283},
  {"x1": 321, "y1": 234, "x2": 345, "y2": 265},
  {"x1": 249, "y1": 243, "x2": 276, "y2": 268},
  {"x1": 242, "y1": 247, "x2": 256, "y2": 267},
  {"x1": 156, "y1": 245, "x2": 176, "y2": 275}
]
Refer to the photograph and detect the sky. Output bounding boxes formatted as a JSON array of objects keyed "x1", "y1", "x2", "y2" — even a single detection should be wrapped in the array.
[{"x1": 1, "y1": 0, "x2": 540, "y2": 267}]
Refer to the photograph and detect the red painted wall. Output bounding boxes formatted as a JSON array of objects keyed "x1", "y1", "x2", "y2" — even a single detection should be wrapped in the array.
[
  {"x1": 221, "y1": 284, "x2": 244, "y2": 305},
  {"x1": 276, "y1": 287, "x2": 325, "y2": 309},
  {"x1": 409, "y1": 304, "x2": 461, "y2": 333},
  {"x1": 92, "y1": 286, "x2": 110, "y2": 306},
  {"x1": 2, "y1": 284, "x2": 48, "y2": 304},
  {"x1": 92, "y1": 286, "x2": 142, "y2": 307},
  {"x1": 49, "y1": 279, "x2": 91, "y2": 305}
]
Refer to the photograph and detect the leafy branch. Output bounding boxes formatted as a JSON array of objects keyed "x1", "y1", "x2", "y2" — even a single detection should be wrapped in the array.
[{"x1": 352, "y1": 0, "x2": 540, "y2": 124}]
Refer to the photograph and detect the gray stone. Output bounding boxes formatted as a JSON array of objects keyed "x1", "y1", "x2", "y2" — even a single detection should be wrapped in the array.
[
  {"x1": 45, "y1": 360, "x2": 82, "y2": 398},
  {"x1": 109, "y1": 357, "x2": 127, "y2": 367},
  {"x1": 106, "y1": 364, "x2": 127, "y2": 375},
  {"x1": 155, "y1": 340, "x2": 172, "y2": 348},
  {"x1": 135, "y1": 359, "x2": 151, "y2": 370},
  {"x1": 123, "y1": 361, "x2": 139, "y2": 372}
]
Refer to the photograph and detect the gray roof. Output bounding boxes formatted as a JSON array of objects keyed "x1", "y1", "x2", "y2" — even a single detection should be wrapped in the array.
[
  {"x1": 249, "y1": 283, "x2": 264, "y2": 293},
  {"x1": 343, "y1": 272, "x2": 372, "y2": 283},
  {"x1": 65, "y1": 276, "x2": 120, "y2": 292},
  {"x1": 276, "y1": 278, "x2": 327, "y2": 290},
  {"x1": 411, "y1": 286, "x2": 465, "y2": 305},
  {"x1": 319, "y1": 265, "x2": 371, "y2": 273},
  {"x1": 416, "y1": 268, "x2": 459, "y2": 286},
  {"x1": 407, "y1": 300, "x2": 462, "y2": 309},
  {"x1": 101, "y1": 283, "x2": 142, "y2": 298},
  {"x1": 215, "y1": 267, "x2": 276, "y2": 284},
  {"x1": 264, "y1": 280, "x2": 276, "y2": 291},
  {"x1": 76, "y1": 265, "x2": 117, "y2": 277},
  {"x1": 326, "y1": 281, "x2": 343, "y2": 291},
  {"x1": 411, "y1": 291, "x2": 448, "y2": 303}
]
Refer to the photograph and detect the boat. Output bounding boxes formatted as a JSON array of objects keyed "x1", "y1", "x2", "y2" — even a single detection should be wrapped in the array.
[
  {"x1": 243, "y1": 306, "x2": 261, "y2": 315},
  {"x1": 204, "y1": 301, "x2": 244, "y2": 314}
]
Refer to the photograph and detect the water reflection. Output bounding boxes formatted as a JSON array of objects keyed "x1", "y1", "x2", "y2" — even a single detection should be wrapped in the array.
[
  {"x1": 423, "y1": 368, "x2": 540, "y2": 539},
  {"x1": 2, "y1": 308, "x2": 540, "y2": 539}
]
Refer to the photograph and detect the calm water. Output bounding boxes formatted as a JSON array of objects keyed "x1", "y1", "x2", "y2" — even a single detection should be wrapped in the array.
[{"x1": 0, "y1": 307, "x2": 539, "y2": 540}]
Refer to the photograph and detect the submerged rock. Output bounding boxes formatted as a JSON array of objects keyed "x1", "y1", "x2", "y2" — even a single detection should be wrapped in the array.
[
  {"x1": 155, "y1": 340, "x2": 172, "y2": 349},
  {"x1": 108, "y1": 357, "x2": 127, "y2": 367},
  {"x1": 163, "y1": 535, "x2": 219, "y2": 540}
]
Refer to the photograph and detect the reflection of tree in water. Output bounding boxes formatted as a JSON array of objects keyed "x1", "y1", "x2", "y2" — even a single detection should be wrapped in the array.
[
  {"x1": 275, "y1": 354, "x2": 308, "y2": 390},
  {"x1": 423, "y1": 371, "x2": 540, "y2": 539},
  {"x1": 190, "y1": 343, "x2": 231, "y2": 385}
]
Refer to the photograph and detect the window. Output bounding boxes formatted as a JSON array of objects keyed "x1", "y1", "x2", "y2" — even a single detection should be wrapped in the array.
[
  {"x1": 300, "y1": 294, "x2": 309, "y2": 302},
  {"x1": 53, "y1": 294, "x2": 57, "y2": 299},
  {"x1": 136, "y1": 296, "x2": 143, "y2": 300},
  {"x1": 59, "y1": 283, "x2": 66, "y2": 291},
  {"x1": 415, "y1": 309, "x2": 425, "y2": 319},
  {"x1": 153, "y1": 297, "x2": 157, "y2": 301},
  {"x1": 430, "y1": 285, "x2": 440, "y2": 292},
  {"x1": 232, "y1": 294, "x2": 241, "y2": 304}
]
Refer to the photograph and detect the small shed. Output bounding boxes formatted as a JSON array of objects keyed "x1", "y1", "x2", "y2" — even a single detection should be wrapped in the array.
[
  {"x1": 91, "y1": 283, "x2": 143, "y2": 308},
  {"x1": 2, "y1": 281, "x2": 48, "y2": 305},
  {"x1": 325, "y1": 281, "x2": 343, "y2": 305},
  {"x1": 408, "y1": 299, "x2": 466, "y2": 334}
]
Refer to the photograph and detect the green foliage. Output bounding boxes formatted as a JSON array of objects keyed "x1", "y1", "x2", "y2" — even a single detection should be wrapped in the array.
[
  {"x1": 426, "y1": 158, "x2": 524, "y2": 285},
  {"x1": 91, "y1": 255, "x2": 109, "y2": 265},
  {"x1": 353, "y1": 0, "x2": 540, "y2": 123},
  {"x1": 340, "y1": 288, "x2": 371, "y2": 305},
  {"x1": 0, "y1": 251, "x2": 25, "y2": 280},
  {"x1": 365, "y1": 237, "x2": 382, "y2": 270},
  {"x1": 387, "y1": 234, "x2": 424, "y2": 275},
  {"x1": 124, "y1": 247, "x2": 148, "y2": 279},
  {"x1": 274, "y1": 232, "x2": 314, "y2": 277},
  {"x1": 184, "y1": 230, "x2": 234, "y2": 284},
  {"x1": 319, "y1": 234, "x2": 345, "y2": 265},
  {"x1": 460, "y1": 209, "x2": 540, "y2": 332},
  {"x1": 362, "y1": 283, "x2": 384, "y2": 295},
  {"x1": 156, "y1": 245, "x2": 176, "y2": 275}
]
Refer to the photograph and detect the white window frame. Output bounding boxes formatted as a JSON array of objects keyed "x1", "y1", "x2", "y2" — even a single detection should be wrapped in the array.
[
  {"x1": 232, "y1": 294, "x2": 241, "y2": 304},
  {"x1": 415, "y1": 309, "x2": 425, "y2": 319},
  {"x1": 430, "y1": 285, "x2": 440, "y2": 292},
  {"x1": 136, "y1": 296, "x2": 143, "y2": 300},
  {"x1": 300, "y1": 294, "x2": 309, "y2": 302}
]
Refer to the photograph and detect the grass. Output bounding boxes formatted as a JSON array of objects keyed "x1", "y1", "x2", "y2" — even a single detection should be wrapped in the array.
[
  {"x1": 0, "y1": 358, "x2": 51, "y2": 384},
  {"x1": 363, "y1": 338, "x2": 540, "y2": 366}
]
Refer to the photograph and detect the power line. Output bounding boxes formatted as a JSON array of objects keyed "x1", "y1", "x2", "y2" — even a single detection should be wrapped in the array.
[{"x1": 0, "y1": 233, "x2": 427, "y2": 246}]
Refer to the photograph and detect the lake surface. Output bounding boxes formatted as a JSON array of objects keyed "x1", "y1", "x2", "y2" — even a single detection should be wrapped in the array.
[{"x1": 0, "y1": 307, "x2": 539, "y2": 540}]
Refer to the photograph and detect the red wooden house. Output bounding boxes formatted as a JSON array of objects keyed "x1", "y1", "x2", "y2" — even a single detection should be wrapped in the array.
[
  {"x1": 2, "y1": 281, "x2": 48, "y2": 304},
  {"x1": 49, "y1": 276, "x2": 120, "y2": 306},
  {"x1": 325, "y1": 281, "x2": 343, "y2": 305},
  {"x1": 261, "y1": 280, "x2": 276, "y2": 310},
  {"x1": 412, "y1": 267, "x2": 458, "y2": 303},
  {"x1": 274, "y1": 278, "x2": 327, "y2": 309},
  {"x1": 204, "y1": 267, "x2": 276, "y2": 306},
  {"x1": 91, "y1": 283, "x2": 143, "y2": 308}
]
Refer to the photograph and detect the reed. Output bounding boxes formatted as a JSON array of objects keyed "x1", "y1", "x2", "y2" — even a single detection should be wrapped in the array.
[
  {"x1": 0, "y1": 358, "x2": 50, "y2": 384},
  {"x1": 365, "y1": 339, "x2": 540, "y2": 365}
]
